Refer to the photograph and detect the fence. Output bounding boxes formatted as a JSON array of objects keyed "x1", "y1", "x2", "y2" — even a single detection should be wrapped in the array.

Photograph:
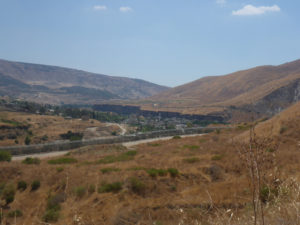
[{"x1": 0, "y1": 127, "x2": 222, "y2": 156}]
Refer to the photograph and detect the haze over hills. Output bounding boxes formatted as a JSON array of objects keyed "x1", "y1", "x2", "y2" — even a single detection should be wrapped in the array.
[
  {"x1": 142, "y1": 59, "x2": 300, "y2": 119},
  {"x1": 0, "y1": 59, "x2": 168, "y2": 105}
]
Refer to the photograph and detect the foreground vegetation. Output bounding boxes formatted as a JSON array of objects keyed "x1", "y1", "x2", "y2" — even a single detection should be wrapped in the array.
[{"x1": 0, "y1": 106, "x2": 299, "y2": 224}]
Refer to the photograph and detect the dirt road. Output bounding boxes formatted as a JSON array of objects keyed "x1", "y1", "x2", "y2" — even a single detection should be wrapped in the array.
[{"x1": 12, "y1": 133, "x2": 204, "y2": 161}]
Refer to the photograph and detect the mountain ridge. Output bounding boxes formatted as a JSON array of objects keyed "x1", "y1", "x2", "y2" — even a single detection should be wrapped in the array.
[
  {"x1": 141, "y1": 59, "x2": 300, "y2": 119},
  {"x1": 0, "y1": 59, "x2": 168, "y2": 104}
]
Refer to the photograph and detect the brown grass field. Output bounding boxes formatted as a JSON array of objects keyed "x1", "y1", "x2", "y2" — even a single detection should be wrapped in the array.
[{"x1": 0, "y1": 100, "x2": 300, "y2": 225}]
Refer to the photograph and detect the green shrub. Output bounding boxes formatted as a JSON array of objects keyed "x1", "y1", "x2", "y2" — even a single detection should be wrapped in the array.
[
  {"x1": 124, "y1": 150, "x2": 137, "y2": 156},
  {"x1": 48, "y1": 157, "x2": 78, "y2": 165},
  {"x1": 148, "y1": 143, "x2": 161, "y2": 147},
  {"x1": 47, "y1": 193, "x2": 65, "y2": 211},
  {"x1": 31, "y1": 180, "x2": 40, "y2": 191},
  {"x1": 183, "y1": 157, "x2": 200, "y2": 163},
  {"x1": 183, "y1": 145, "x2": 199, "y2": 150},
  {"x1": 43, "y1": 209, "x2": 60, "y2": 223},
  {"x1": 22, "y1": 157, "x2": 41, "y2": 165},
  {"x1": 260, "y1": 185, "x2": 278, "y2": 203},
  {"x1": 73, "y1": 186, "x2": 86, "y2": 198},
  {"x1": 56, "y1": 167, "x2": 64, "y2": 172},
  {"x1": 60, "y1": 131, "x2": 83, "y2": 141},
  {"x1": 172, "y1": 135, "x2": 181, "y2": 139},
  {"x1": 7, "y1": 209, "x2": 23, "y2": 218},
  {"x1": 43, "y1": 193, "x2": 65, "y2": 222},
  {"x1": 17, "y1": 180, "x2": 27, "y2": 191},
  {"x1": 97, "y1": 151, "x2": 137, "y2": 164},
  {"x1": 170, "y1": 185, "x2": 177, "y2": 192},
  {"x1": 100, "y1": 167, "x2": 121, "y2": 174},
  {"x1": 157, "y1": 169, "x2": 168, "y2": 176},
  {"x1": 2, "y1": 184, "x2": 15, "y2": 205},
  {"x1": 130, "y1": 177, "x2": 146, "y2": 195},
  {"x1": 126, "y1": 166, "x2": 146, "y2": 171},
  {"x1": 0, "y1": 151, "x2": 11, "y2": 162},
  {"x1": 98, "y1": 182, "x2": 122, "y2": 193},
  {"x1": 25, "y1": 136, "x2": 31, "y2": 145},
  {"x1": 168, "y1": 168, "x2": 179, "y2": 177},
  {"x1": 211, "y1": 154, "x2": 223, "y2": 161},
  {"x1": 147, "y1": 168, "x2": 158, "y2": 178},
  {"x1": 146, "y1": 168, "x2": 168, "y2": 177},
  {"x1": 88, "y1": 184, "x2": 95, "y2": 194}
]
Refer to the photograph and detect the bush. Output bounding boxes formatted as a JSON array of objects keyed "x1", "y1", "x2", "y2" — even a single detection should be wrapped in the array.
[
  {"x1": 73, "y1": 186, "x2": 86, "y2": 198},
  {"x1": 98, "y1": 182, "x2": 122, "y2": 193},
  {"x1": 47, "y1": 193, "x2": 65, "y2": 211},
  {"x1": 147, "y1": 168, "x2": 168, "y2": 177},
  {"x1": 17, "y1": 180, "x2": 27, "y2": 191},
  {"x1": 7, "y1": 209, "x2": 23, "y2": 218},
  {"x1": 43, "y1": 193, "x2": 65, "y2": 222},
  {"x1": 25, "y1": 136, "x2": 31, "y2": 145},
  {"x1": 0, "y1": 151, "x2": 11, "y2": 162},
  {"x1": 147, "y1": 169, "x2": 158, "y2": 178},
  {"x1": 183, "y1": 157, "x2": 200, "y2": 163},
  {"x1": 168, "y1": 168, "x2": 179, "y2": 178},
  {"x1": 100, "y1": 167, "x2": 121, "y2": 174},
  {"x1": 60, "y1": 131, "x2": 83, "y2": 141},
  {"x1": 88, "y1": 184, "x2": 95, "y2": 194},
  {"x1": 56, "y1": 167, "x2": 64, "y2": 172},
  {"x1": 48, "y1": 157, "x2": 78, "y2": 165},
  {"x1": 130, "y1": 177, "x2": 146, "y2": 195},
  {"x1": 97, "y1": 151, "x2": 137, "y2": 164},
  {"x1": 172, "y1": 135, "x2": 181, "y2": 139},
  {"x1": 22, "y1": 157, "x2": 40, "y2": 165},
  {"x1": 31, "y1": 180, "x2": 40, "y2": 191},
  {"x1": 205, "y1": 165, "x2": 223, "y2": 182},
  {"x1": 43, "y1": 209, "x2": 60, "y2": 223},
  {"x1": 211, "y1": 154, "x2": 223, "y2": 161},
  {"x1": 2, "y1": 184, "x2": 15, "y2": 205},
  {"x1": 183, "y1": 145, "x2": 199, "y2": 150}
]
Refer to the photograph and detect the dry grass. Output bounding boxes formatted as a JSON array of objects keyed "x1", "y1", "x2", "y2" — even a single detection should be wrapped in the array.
[
  {"x1": 0, "y1": 122, "x2": 300, "y2": 224},
  {"x1": 0, "y1": 111, "x2": 120, "y2": 146}
]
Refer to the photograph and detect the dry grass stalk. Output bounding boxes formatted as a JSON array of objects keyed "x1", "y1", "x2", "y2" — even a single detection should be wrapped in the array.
[{"x1": 237, "y1": 125, "x2": 279, "y2": 225}]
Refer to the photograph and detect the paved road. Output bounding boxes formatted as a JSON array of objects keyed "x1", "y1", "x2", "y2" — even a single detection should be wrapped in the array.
[{"x1": 12, "y1": 133, "x2": 204, "y2": 161}]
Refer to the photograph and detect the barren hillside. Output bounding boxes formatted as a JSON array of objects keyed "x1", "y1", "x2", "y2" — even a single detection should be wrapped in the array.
[
  {"x1": 0, "y1": 59, "x2": 168, "y2": 104},
  {"x1": 143, "y1": 59, "x2": 300, "y2": 117}
]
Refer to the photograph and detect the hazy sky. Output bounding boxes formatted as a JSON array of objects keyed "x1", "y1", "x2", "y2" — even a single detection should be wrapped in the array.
[{"x1": 0, "y1": 0, "x2": 299, "y2": 87}]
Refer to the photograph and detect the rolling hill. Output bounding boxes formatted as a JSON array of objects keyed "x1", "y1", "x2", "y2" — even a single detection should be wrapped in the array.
[
  {"x1": 142, "y1": 59, "x2": 300, "y2": 119},
  {"x1": 0, "y1": 59, "x2": 168, "y2": 105}
]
